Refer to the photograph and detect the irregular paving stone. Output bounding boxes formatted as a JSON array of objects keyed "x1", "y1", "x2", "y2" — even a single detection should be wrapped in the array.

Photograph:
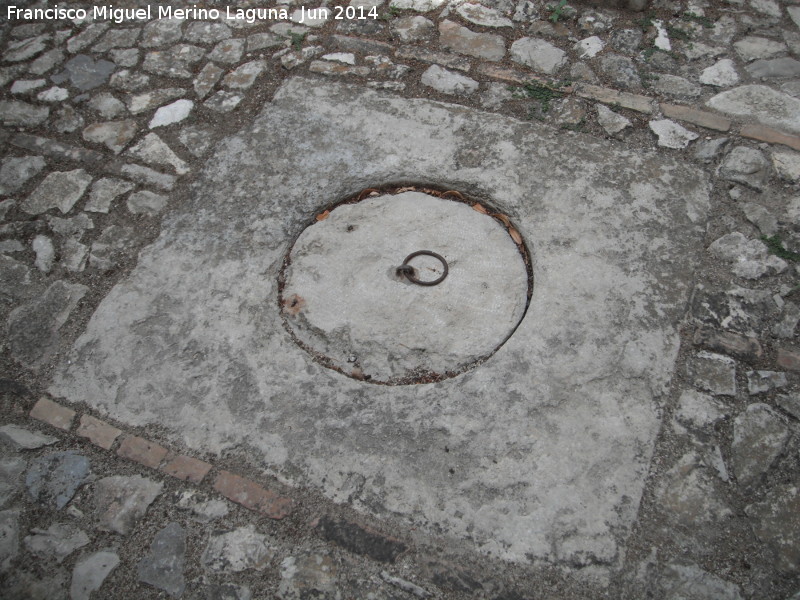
[
  {"x1": 651, "y1": 74, "x2": 701, "y2": 99},
  {"x1": 777, "y1": 348, "x2": 800, "y2": 371},
  {"x1": 600, "y1": 54, "x2": 640, "y2": 89},
  {"x1": 205, "y1": 583, "x2": 253, "y2": 600},
  {"x1": 718, "y1": 146, "x2": 770, "y2": 190},
  {"x1": 746, "y1": 485, "x2": 800, "y2": 572},
  {"x1": 0, "y1": 424, "x2": 58, "y2": 450},
  {"x1": 0, "y1": 256, "x2": 39, "y2": 304},
  {"x1": 23, "y1": 523, "x2": 90, "y2": 562},
  {"x1": 127, "y1": 87, "x2": 187, "y2": 115},
  {"x1": 127, "y1": 133, "x2": 189, "y2": 175},
  {"x1": 741, "y1": 202, "x2": 778, "y2": 235},
  {"x1": 150, "y1": 99, "x2": 194, "y2": 128},
  {"x1": 699, "y1": 59, "x2": 739, "y2": 87},
  {"x1": 119, "y1": 164, "x2": 176, "y2": 191},
  {"x1": 708, "y1": 232, "x2": 786, "y2": 279},
  {"x1": 731, "y1": 403, "x2": 789, "y2": 486},
  {"x1": 110, "y1": 69, "x2": 151, "y2": 91},
  {"x1": 687, "y1": 351, "x2": 736, "y2": 396},
  {"x1": 774, "y1": 301, "x2": 800, "y2": 338},
  {"x1": 438, "y1": 20, "x2": 505, "y2": 61},
  {"x1": 479, "y1": 82, "x2": 514, "y2": 109},
  {"x1": 420, "y1": 65, "x2": 479, "y2": 95},
  {"x1": 707, "y1": 85, "x2": 800, "y2": 136},
  {"x1": 175, "y1": 490, "x2": 229, "y2": 522},
  {"x1": 609, "y1": 29, "x2": 642, "y2": 53},
  {"x1": 67, "y1": 24, "x2": 109, "y2": 54},
  {"x1": 209, "y1": 39, "x2": 246, "y2": 64},
  {"x1": 316, "y1": 516, "x2": 406, "y2": 563},
  {"x1": 673, "y1": 390, "x2": 729, "y2": 435},
  {"x1": 94, "y1": 475, "x2": 163, "y2": 534},
  {"x1": 322, "y1": 52, "x2": 356, "y2": 65},
  {"x1": 649, "y1": 119, "x2": 699, "y2": 149},
  {"x1": 142, "y1": 19, "x2": 184, "y2": 48},
  {"x1": 185, "y1": 22, "x2": 232, "y2": 44},
  {"x1": 380, "y1": 571, "x2": 431, "y2": 599},
  {"x1": 393, "y1": 16, "x2": 435, "y2": 42},
  {"x1": 178, "y1": 125, "x2": 215, "y2": 157},
  {"x1": 746, "y1": 57, "x2": 800, "y2": 79},
  {"x1": 0, "y1": 155, "x2": 46, "y2": 195},
  {"x1": 0, "y1": 510, "x2": 20, "y2": 572},
  {"x1": 0, "y1": 100, "x2": 49, "y2": 126},
  {"x1": 657, "y1": 452, "x2": 732, "y2": 526},
  {"x1": 5, "y1": 35, "x2": 50, "y2": 62},
  {"x1": 88, "y1": 93, "x2": 126, "y2": 119},
  {"x1": 110, "y1": 48, "x2": 139, "y2": 68},
  {"x1": 278, "y1": 552, "x2": 339, "y2": 600},
  {"x1": 93, "y1": 28, "x2": 140, "y2": 53},
  {"x1": 247, "y1": 32, "x2": 284, "y2": 52},
  {"x1": 30, "y1": 49, "x2": 63, "y2": 75},
  {"x1": 223, "y1": 60, "x2": 267, "y2": 90},
  {"x1": 127, "y1": 191, "x2": 169, "y2": 216},
  {"x1": 202, "y1": 524, "x2": 274, "y2": 572},
  {"x1": 25, "y1": 452, "x2": 91, "y2": 509},
  {"x1": 574, "y1": 36, "x2": 604, "y2": 59},
  {"x1": 52, "y1": 106, "x2": 84, "y2": 133},
  {"x1": 734, "y1": 36, "x2": 787, "y2": 62},
  {"x1": 52, "y1": 55, "x2": 116, "y2": 91},
  {"x1": 309, "y1": 61, "x2": 370, "y2": 77},
  {"x1": 396, "y1": 46, "x2": 471, "y2": 72},
  {"x1": 290, "y1": 7, "x2": 329, "y2": 27},
  {"x1": 32, "y1": 235, "x2": 54, "y2": 273},
  {"x1": 85, "y1": 178, "x2": 135, "y2": 213},
  {"x1": 772, "y1": 150, "x2": 800, "y2": 182},
  {"x1": 510, "y1": 37, "x2": 567, "y2": 74},
  {"x1": 82, "y1": 120, "x2": 138, "y2": 154},
  {"x1": 776, "y1": 394, "x2": 800, "y2": 420},
  {"x1": 656, "y1": 563, "x2": 744, "y2": 600},
  {"x1": 70, "y1": 550, "x2": 120, "y2": 600},
  {"x1": 195, "y1": 63, "x2": 225, "y2": 99},
  {"x1": 0, "y1": 457, "x2": 27, "y2": 509},
  {"x1": 37, "y1": 86, "x2": 68, "y2": 102},
  {"x1": 10, "y1": 79, "x2": 46, "y2": 94},
  {"x1": 203, "y1": 90, "x2": 244, "y2": 113},
  {"x1": 62, "y1": 240, "x2": 89, "y2": 273},
  {"x1": 456, "y1": 2, "x2": 512, "y2": 27},
  {"x1": 90, "y1": 225, "x2": 135, "y2": 270},
  {"x1": 746, "y1": 370, "x2": 787, "y2": 394},
  {"x1": 693, "y1": 326, "x2": 763, "y2": 361},
  {"x1": 138, "y1": 522, "x2": 186, "y2": 598},
  {"x1": 143, "y1": 45, "x2": 206, "y2": 78},
  {"x1": 7, "y1": 281, "x2": 88, "y2": 367},
  {"x1": 596, "y1": 104, "x2": 631, "y2": 135}
]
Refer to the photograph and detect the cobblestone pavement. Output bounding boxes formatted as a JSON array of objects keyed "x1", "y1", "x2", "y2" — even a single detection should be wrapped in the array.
[{"x1": 1, "y1": 0, "x2": 800, "y2": 597}]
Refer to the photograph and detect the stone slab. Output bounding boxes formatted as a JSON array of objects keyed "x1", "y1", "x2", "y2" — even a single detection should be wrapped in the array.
[{"x1": 50, "y1": 77, "x2": 710, "y2": 567}]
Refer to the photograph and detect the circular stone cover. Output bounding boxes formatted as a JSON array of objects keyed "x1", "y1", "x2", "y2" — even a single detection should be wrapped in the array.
[{"x1": 280, "y1": 190, "x2": 530, "y2": 383}]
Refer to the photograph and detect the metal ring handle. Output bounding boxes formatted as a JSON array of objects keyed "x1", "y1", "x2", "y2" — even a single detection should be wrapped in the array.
[{"x1": 399, "y1": 250, "x2": 448, "y2": 286}]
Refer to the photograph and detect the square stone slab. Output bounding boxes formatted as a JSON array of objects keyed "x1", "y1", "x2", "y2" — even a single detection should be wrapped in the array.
[{"x1": 51, "y1": 77, "x2": 710, "y2": 567}]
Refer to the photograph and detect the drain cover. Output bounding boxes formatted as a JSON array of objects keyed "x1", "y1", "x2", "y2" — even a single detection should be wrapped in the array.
[{"x1": 279, "y1": 189, "x2": 531, "y2": 383}]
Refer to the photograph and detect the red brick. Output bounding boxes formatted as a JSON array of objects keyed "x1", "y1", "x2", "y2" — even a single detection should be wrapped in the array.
[
  {"x1": 76, "y1": 414, "x2": 121, "y2": 450},
  {"x1": 740, "y1": 124, "x2": 800, "y2": 152},
  {"x1": 777, "y1": 348, "x2": 800, "y2": 371},
  {"x1": 574, "y1": 83, "x2": 654, "y2": 114},
  {"x1": 117, "y1": 435, "x2": 168, "y2": 469},
  {"x1": 213, "y1": 470, "x2": 292, "y2": 519},
  {"x1": 30, "y1": 398, "x2": 75, "y2": 431},
  {"x1": 660, "y1": 103, "x2": 731, "y2": 132},
  {"x1": 161, "y1": 454, "x2": 212, "y2": 484}
]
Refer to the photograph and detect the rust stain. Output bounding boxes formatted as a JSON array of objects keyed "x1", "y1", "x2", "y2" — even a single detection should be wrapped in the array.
[
  {"x1": 472, "y1": 203, "x2": 488, "y2": 214},
  {"x1": 282, "y1": 294, "x2": 306, "y2": 316},
  {"x1": 316, "y1": 210, "x2": 330, "y2": 221}
]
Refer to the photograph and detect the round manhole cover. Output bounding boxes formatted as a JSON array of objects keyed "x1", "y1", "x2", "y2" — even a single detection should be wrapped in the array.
[{"x1": 279, "y1": 187, "x2": 532, "y2": 384}]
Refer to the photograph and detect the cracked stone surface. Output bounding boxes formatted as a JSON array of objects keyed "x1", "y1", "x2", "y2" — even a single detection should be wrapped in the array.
[{"x1": 52, "y1": 77, "x2": 710, "y2": 566}]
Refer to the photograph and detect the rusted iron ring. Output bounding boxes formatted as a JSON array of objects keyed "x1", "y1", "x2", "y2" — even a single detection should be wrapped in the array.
[{"x1": 397, "y1": 250, "x2": 448, "y2": 286}]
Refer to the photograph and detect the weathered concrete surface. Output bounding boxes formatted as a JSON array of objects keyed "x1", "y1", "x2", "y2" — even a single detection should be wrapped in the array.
[
  {"x1": 51, "y1": 78, "x2": 710, "y2": 567},
  {"x1": 282, "y1": 191, "x2": 529, "y2": 382}
]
